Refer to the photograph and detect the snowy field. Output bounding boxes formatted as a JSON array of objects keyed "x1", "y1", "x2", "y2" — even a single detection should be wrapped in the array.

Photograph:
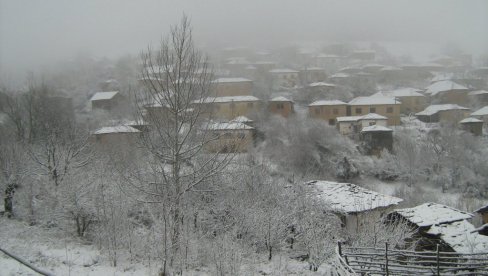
[{"x1": 0, "y1": 217, "x2": 334, "y2": 275}]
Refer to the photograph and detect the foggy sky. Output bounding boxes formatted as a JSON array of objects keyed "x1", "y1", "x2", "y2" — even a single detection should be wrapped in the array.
[{"x1": 1, "y1": 0, "x2": 487, "y2": 79}]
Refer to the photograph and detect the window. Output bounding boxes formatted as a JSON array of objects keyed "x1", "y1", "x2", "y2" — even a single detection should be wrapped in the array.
[
  {"x1": 276, "y1": 103, "x2": 284, "y2": 109},
  {"x1": 355, "y1": 107, "x2": 362, "y2": 114},
  {"x1": 333, "y1": 108, "x2": 339, "y2": 115},
  {"x1": 315, "y1": 107, "x2": 320, "y2": 115},
  {"x1": 230, "y1": 102, "x2": 236, "y2": 109},
  {"x1": 247, "y1": 102, "x2": 253, "y2": 108},
  {"x1": 369, "y1": 122, "x2": 376, "y2": 126},
  {"x1": 237, "y1": 132, "x2": 246, "y2": 139},
  {"x1": 329, "y1": 119, "x2": 335, "y2": 125},
  {"x1": 387, "y1": 107, "x2": 393, "y2": 113},
  {"x1": 370, "y1": 107, "x2": 376, "y2": 113}
]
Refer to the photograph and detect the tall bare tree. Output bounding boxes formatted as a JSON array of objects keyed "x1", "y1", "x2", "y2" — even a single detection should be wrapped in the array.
[{"x1": 124, "y1": 15, "x2": 233, "y2": 275}]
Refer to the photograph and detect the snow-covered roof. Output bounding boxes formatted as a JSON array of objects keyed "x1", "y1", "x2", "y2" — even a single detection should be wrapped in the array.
[
  {"x1": 425, "y1": 80, "x2": 469, "y2": 95},
  {"x1": 431, "y1": 73, "x2": 454, "y2": 83},
  {"x1": 197, "y1": 96, "x2": 260, "y2": 103},
  {"x1": 468, "y1": 90, "x2": 488, "y2": 96},
  {"x1": 359, "y1": 113, "x2": 388, "y2": 120},
  {"x1": 329, "y1": 73, "x2": 350, "y2": 78},
  {"x1": 374, "y1": 88, "x2": 425, "y2": 98},
  {"x1": 361, "y1": 125, "x2": 392, "y2": 132},
  {"x1": 416, "y1": 104, "x2": 469, "y2": 116},
  {"x1": 471, "y1": 106, "x2": 488, "y2": 116},
  {"x1": 309, "y1": 100, "x2": 346, "y2": 106},
  {"x1": 309, "y1": 82, "x2": 336, "y2": 88},
  {"x1": 426, "y1": 220, "x2": 488, "y2": 254},
  {"x1": 336, "y1": 116, "x2": 363, "y2": 122},
  {"x1": 390, "y1": 203, "x2": 473, "y2": 228},
  {"x1": 93, "y1": 125, "x2": 141, "y2": 135},
  {"x1": 231, "y1": 116, "x2": 253, "y2": 123},
  {"x1": 213, "y1": 77, "x2": 252, "y2": 83},
  {"x1": 207, "y1": 122, "x2": 254, "y2": 130},
  {"x1": 349, "y1": 96, "x2": 400, "y2": 105},
  {"x1": 90, "y1": 91, "x2": 119, "y2": 101},
  {"x1": 459, "y1": 117, "x2": 483, "y2": 124},
  {"x1": 307, "y1": 180, "x2": 403, "y2": 214},
  {"x1": 269, "y1": 69, "x2": 299, "y2": 74},
  {"x1": 474, "y1": 204, "x2": 488, "y2": 214},
  {"x1": 270, "y1": 96, "x2": 292, "y2": 102}
]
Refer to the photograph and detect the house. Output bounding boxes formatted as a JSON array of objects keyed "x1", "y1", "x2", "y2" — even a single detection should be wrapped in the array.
[
  {"x1": 376, "y1": 66, "x2": 404, "y2": 84},
  {"x1": 336, "y1": 113, "x2": 388, "y2": 136},
  {"x1": 328, "y1": 73, "x2": 353, "y2": 85},
  {"x1": 196, "y1": 96, "x2": 262, "y2": 120},
  {"x1": 416, "y1": 104, "x2": 470, "y2": 124},
  {"x1": 305, "y1": 82, "x2": 336, "y2": 94},
  {"x1": 459, "y1": 117, "x2": 483, "y2": 136},
  {"x1": 211, "y1": 78, "x2": 253, "y2": 97},
  {"x1": 315, "y1": 54, "x2": 343, "y2": 73},
  {"x1": 468, "y1": 90, "x2": 488, "y2": 106},
  {"x1": 91, "y1": 125, "x2": 141, "y2": 145},
  {"x1": 360, "y1": 125, "x2": 393, "y2": 155},
  {"x1": 90, "y1": 91, "x2": 126, "y2": 112},
  {"x1": 308, "y1": 100, "x2": 348, "y2": 125},
  {"x1": 475, "y1": 204, "x2": 488, "y2": 225},
  {"x1": 268, "y1": 96, "x2": 294, "y2": 118},
  {"x1": 348, "y1": 96, "x2": 401, "y2": 125},
  {"x1": 269, "y1": 69, "x2": 299, "y2": 89},
  {"x1": 306, "y1": 180, "x2": 403, "y2": 233},
  {"x1": 386, "y1": 203, "x2": 488, "y2": 253},
  {"x1": 471, "y1": 106, "x2": 488, "y2": 124},
  {"x1": 372, "y1": 88, "x2": 428, "y2": 114},
  {"x1": 424, "y1": 80, "x2": 470, "y2": 105},
  {"x1": 204, "y1": 122, "x2": 254, "y2": 153}
]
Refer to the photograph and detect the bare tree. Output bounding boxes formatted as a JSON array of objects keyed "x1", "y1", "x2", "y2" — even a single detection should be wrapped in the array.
[
  {"x1": 0, "y1": 141, "x2": 28, "y2": 218},
  {"x1": 123, "y1": 15, "x2": 233, "y2": 275}
]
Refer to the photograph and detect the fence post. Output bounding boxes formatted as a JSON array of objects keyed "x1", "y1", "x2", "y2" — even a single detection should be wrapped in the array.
[
  {"x1": 436, "y1": 244, "x2": 440, "y2": 276},
  {"x1": 385, "y1": 242, "x2": 389, "y2": 276}
]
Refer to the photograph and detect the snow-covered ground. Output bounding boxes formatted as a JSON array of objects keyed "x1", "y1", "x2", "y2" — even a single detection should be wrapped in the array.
[{"x1": 0, "y1": 217, "x2": 333, "y2": 275}]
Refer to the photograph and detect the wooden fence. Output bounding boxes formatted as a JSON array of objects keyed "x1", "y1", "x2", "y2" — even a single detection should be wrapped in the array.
[{"x1": 335, "y1": 242, "x2": 488, "y2": 275}]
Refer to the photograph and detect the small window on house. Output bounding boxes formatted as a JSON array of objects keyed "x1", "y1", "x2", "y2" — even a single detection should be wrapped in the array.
[
  {"x1": 333, "y1": 108, "x2": 339, "y2": 115},
  {"x1": 355, "y1": 108, "x2": 362, "y2": 114},
  {"x1": 369, "y1": 122, "x2": 376, "y2": 126},
  {"x1": 370, "y1": 107, "x2": 376, "y2": 113},
  {"x1": 230, "y1": 102, "x2": 236, "y2": 109},
  {"x1": 315, "y1": 107, "x2": 320, "y2": 115},
  {"x1": 247, "y1": 102, "x2": 253, "y2": 108},
  {"x1": 387, "y1": 107, "x2": 393, "y2": 113}
]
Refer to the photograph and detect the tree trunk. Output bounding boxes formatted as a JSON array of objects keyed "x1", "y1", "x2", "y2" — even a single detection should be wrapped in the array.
[{"x1": 4, "y1": 183, "x2": 15, "y2": 218}]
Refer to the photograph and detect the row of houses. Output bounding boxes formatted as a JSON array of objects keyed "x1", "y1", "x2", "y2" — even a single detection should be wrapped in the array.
[{"x1": 307, "y1": 180, "x2": 488, "y2": 254}]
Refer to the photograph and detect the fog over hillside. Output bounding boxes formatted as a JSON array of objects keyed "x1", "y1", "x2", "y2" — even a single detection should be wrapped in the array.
[{"x1": 1, "y1": 0, "x2": 487, "y2": 80}]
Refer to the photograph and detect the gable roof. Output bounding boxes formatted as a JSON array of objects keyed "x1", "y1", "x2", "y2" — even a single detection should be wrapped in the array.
[
  {"x1": 197, "y1": 96, "x2": 260, "y2": 103},
  {"x1": 307, "y1": 180, "x2": 403, "y2": 214},
  {"x1": 309, "y1": 100, "x2": 346, "y2": 106},
  {"x1": 471, "y1": 106, "x2": 488, "y2": 116},
  {"x1": 426, "y1": 220, "x2": 488, "y2": 254},
  {"x1": 207, "y1": 122, "x2": 254, "y2": 130},
  {"x1": 359, "y1": 113, "x2": 388, "y2": 120},
  {"x1": 416, "y1": 104, "x2": 469, "y2": 116},
  {"x1": 389, "y1": 202, "x2": 473, "y2": 228},
  {"x1": 349, "y1": 96, "x2": 400, "y2": 105},
  {"x1": 90, "y1": 91, "x2": 119, "y2": 101},
  {"x1": 231, "y1": 116, "x2": 253, "y2": 123},
  {"x1": 336, "y1": 116, "x2": 363, "y2": 122},
  {"x1": 93, "y1": 125, "x2": 140, "y2": 135},
  {"x1": 459, "y1": 117, "x2": 483, "y2": 124},
  {"x1": 374, "y1": 88, "x2": 425, "y2": 98},
  {"x1": 425, "y1": 80, "x2": 469, "y2": 95},
  {"x1": 270, "y1": 96, "x2": 293, "y2": 102},
  {"x1": 361, "y1": 125, "x2": 392, "y2": 132},
  {"x1": 468, "y1": 90, "x2": 488, "y2": 96}
]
